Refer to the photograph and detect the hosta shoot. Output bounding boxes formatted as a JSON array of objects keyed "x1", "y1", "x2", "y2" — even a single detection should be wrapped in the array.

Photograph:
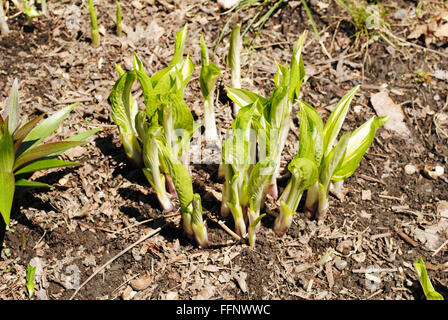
[
  {"x1": 0, "y1": 79, "x2": 100, "y2": 226},
  {"x1": 227, "y1": 23, "x2": 242, "y2": 117},
  {"x1": 26, "y1": 264, "x2": 36, "y2": 298},
  {"x1": 87, "y1": 0, "x2": 99, "y2": 46},
  {"x1": 200, "y1": 34, "x2": 222, "y2": 144},
  {"x1": 413, "y1": 257, "x2": 444, "y2": 300},
  {"x1": 273, "y1": 157, "x2": 317, "y2": 235},
  {"x1": 115, "y1": 0, "x2": 122, "y2": 37},
  {"x1": 159, "y1": 141, "x2": 208, "y2": 248},
  {"x1": 302, "y1": 86, "x2": 389, "y2": 221}
]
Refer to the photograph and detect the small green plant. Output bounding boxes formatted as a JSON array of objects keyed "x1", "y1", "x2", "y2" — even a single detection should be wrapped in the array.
[
  {"x1": 0, "y1": 79, "x2": 100, "y2": 226},
  {"x1": 335, "y1": 0, "x2": 389, "y2": 39},
  {"x1": 227, "y1": 24, "x2": 242, "y2": 117},
  {"x1": 115, "y1": 0, "x2": 122, "y2": 37},
  {"x1": 87, "y1": 0, "x2": 99, "y2": 46},
  {"x1": 300, "y1": 87, "x2": 389, "y2": 222},
  {"x1": 413, "y1": 257, "x2": 444, "y2": 300},
  {"x1": 25, "y1": 264, "x2": 36, "y2": 298}
]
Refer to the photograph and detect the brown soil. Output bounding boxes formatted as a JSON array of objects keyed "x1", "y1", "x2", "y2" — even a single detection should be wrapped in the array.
[{"x1": 0, "y1": 0, "x2": 447, "y2": 300}]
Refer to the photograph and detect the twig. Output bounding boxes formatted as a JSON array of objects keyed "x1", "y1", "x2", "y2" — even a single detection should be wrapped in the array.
[
  {"x1": 217, "y1": 220, "x2": 244, "y2": 243},
  {"x1": 432, "y1": 239, "x2": 448, "y2": 257},
  {"x1": 110, "y1": 218, "x2": 153, "y2": 236},
  {"x1": 396, "y1": 229, "x2": 418, "y2": 247},
  {"x1": 69, "y1": 225, "x2": 166, "y2": 300}
]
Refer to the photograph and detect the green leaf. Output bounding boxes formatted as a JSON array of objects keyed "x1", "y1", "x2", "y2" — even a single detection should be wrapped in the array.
[
  {"x1": 332, "y1": 116, "x2": 389, "y2": 181},
  {"x1": 132, "y1": 52, "x2": 146, "y2": 74},
  {"x1": 5, "y1": 78, "x2": 20, "y2": 133},
  {"x1": 200, "y1": 35, "x2": 222, "y2": 99},
  {"x1": 158, "y1": 141, "x2": 193, "y2": 211},
  {"x1": 26, "y1": 264, "x2": 36, "y2": 299},
  {"x1": 63, "y1": 127, "x2": 102, "y2": 143},
  {"x1": 227, "y1": 23, "x2": 241, "y2": 89},
  {"x1": 247, "y1": 159, "x2": 275, "y2": 211},
  {"x1": 14, "y1": 158, "x2": 82, "y2": 176},
  {"x1": 15, "y1": 178, "x2": 51, "y2": 188},
  {"x1": 274, "y1": 62, "x2": 290, "y2": 88},
  {"x1": 170, "y1": 24, "x2": 188, "y2": 68},
  {"x1": 0, "y1": 124, "x2": 15, "y2": 173},
  {"x1": 413, "y1": 257, "x2": 444, "y2": 300},
  {"x1": 109, "y1": 71, "x2": 142, "y2": 165},
  {"x1": 226, "y1": 87, "x2": 268, "y2": 109},
  {"x1": 0, "y1": 172, "x2": 15, "y2": 225},
  {"x1": 322, "y1": 85, "x2": 360, "y2": 157},
  {"x1": 288, "y1": 31, "x2": 306, "y2": 101},
  {"x1": 20, "y1": 103, "x2": 78, "y2": 155},
  {"x1": 319, "y1": 132, "x2": 351, "y2": 191},
  {"x1": 298, "y1": 101, "x2": 324, "y2": 165},
  {"x1": 13, "y1": 141, "x2": 85, "y2": 172},
  {"x1": 12, "y1": 114, "x2": 45, "y2": 152}
]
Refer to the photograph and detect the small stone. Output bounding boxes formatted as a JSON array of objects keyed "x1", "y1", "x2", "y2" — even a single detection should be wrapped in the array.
[
  {"x1": 130, "y1": 273, "x2": 152, "y2": 291},
  {"x1": 404, "y1": 164, "x2": 416, "y2": 175},
  {"x1": 334, "y1": 259, "x2": 348, "y2": 271},
  {"x1": 165, "y1": 291, "x2": 179, "y2": 300},
  {"x1": 423, "y1": 165, "x2": 444, "y2": 179},
  {"x1": 336, "y1": 240, "x2": 352, "y2": 255},
  {"x1": 352, "y1": 252, "x2": 366, "y2": 263},
  {"x1": 361, "y1": 190, "x2": 372, "y2": 201},
  {"x1": 121, "y1": 285, "x2": 136, "y2": 300}
]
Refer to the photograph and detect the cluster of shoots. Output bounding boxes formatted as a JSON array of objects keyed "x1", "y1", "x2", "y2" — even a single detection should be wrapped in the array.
[
  {"x1": 0, "y1": 79, "x2": 100, "y2": 226},
  {"x1": 109, "y1": 25, "x2": 208, "y2": 248},
  {"x1": 109, "y1": 23, "x2": 388, "y2": 247}
]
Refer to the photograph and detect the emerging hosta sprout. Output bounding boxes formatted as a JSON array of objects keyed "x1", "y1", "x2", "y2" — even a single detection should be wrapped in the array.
[
  {"x1": 115, "y1": 0, "x2": 122, "y2": 37},
  {"x1": 273, "y1": 157, "x2": 318, "y2": 235},
  {"x1": 302, "y1": 86, "x2": 389, "y2": 221},
  {"x1": 0, "y1": 79, "x2": 100, "y2": 226},
  {"x1": 87, "y1": 0, "x2": 100, "y2": 46},
  {"x1": 159, "y1": 141, "x2": 209, "y2": 248},
  {"x1": 413, "y1": 257, "x2": 444, "y2": 300},
  {"x1": 200, "y1": 34, "x2": 222, "y2": 144},
  {"x1": 227, "y1": 23, "x2": 241, "y2": 117}
]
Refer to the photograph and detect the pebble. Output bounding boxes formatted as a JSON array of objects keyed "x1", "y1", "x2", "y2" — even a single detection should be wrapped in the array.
[
  {"x1": 352, "y1": 252, "x2": 366, "y2": 263},
  {"x1": 130, "y1": 273, "x2": 153, "y2": 291},
  {"x1": 361, "y1": 190, "x2": 372, "y2": 201},
  {"x1": 404, "y1": 164, "x2": 416, "y2": 175},
  {"x1": 424, "y1": 165, "x2": 444, "y2": 179},
  {"x1": 165, "y1": 291, "x2": 179, "y2": 300},
  {"x1": 334, "y1": 259, "x2": 348, "y2": 271}
]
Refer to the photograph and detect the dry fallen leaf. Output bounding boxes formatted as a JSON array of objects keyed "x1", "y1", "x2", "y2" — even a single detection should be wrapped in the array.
[
  {"x1": 435, "y1": 23, "x2": 448, "y2": 38},
  {"x1": 130, "y1": 273, "x2": 153, "y2": 291},
  {"x1": 370, "y1": 91, "x2": 411, "y2": 138}
]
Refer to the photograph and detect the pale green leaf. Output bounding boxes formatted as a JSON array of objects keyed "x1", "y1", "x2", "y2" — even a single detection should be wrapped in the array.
[
  {"x1": 332, "y1": 115, "x2": 389, "y2": 181},
  {"x1": 0, "y1": 172, "x2": 15, "y2": 225},
  {"x1": 413, "y1": 257, "x2": 444, "y2": 300},
  {"x1": 322, "y1": 85, "x2": 360, "y2": 157}
]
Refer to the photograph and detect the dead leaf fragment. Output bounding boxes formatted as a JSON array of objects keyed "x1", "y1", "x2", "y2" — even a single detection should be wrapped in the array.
[
  {"x1": 435, "y1": 23, "x2": 448, "y2": 38},
  {"x1": 130, "y1": 273, "x2": 153, "y2": 291},
  {"x1": 370, "y1": 91, "x2": 411, "y2": 138}
]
